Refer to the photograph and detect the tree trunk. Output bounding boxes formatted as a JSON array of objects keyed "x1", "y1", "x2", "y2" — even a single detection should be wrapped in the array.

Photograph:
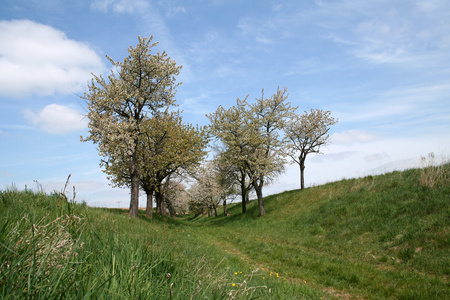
[
  {"x1": 145, "y1": 187, "x2": 154, "y2": 218},
  {"x1": 155, "y1": 188, "x2": 164, "y2": 216},
  {"x1": 223, "y1": 197, "x2": 227, "y2": 215},
  {"x1": 239, "y1": 170, "x2": 247, "y2": 213},
  {"x1": 129, "y1": 155, "x2": 140, "y2": 218},
  {"x1": 300, "y1": 158, "x2": 305, "y2": 190},
  {"x1": 161, "y1": 194, "x2": 167, "y2": 216},
  {"x1": 240, "y1": 181, "x2": 247, "y2": 214},
  {"x1": 166, "y1": 199, "x2": 172, "y2": 217},
  {"x1": 254, "y1": 179, "x2": 265, "y2": 217}
]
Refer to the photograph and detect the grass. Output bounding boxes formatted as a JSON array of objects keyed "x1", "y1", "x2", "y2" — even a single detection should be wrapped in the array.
[
  {"x1": 0, "y1": 187, "x2": 315, "y2": 299},
  {"x1": 189, "y1": 164, "x2": 450, "y2": 299},
  {"x1": 1, "y1": 163, "x2": 449, "y2": 299}
]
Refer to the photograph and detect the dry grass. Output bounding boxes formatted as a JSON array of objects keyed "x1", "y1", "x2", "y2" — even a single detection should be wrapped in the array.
[
  {"x1": 3, "y1": 214, "x2": 84, "y2": 274},
  {"x1": 419, "y1": 152, "x2": 449, "y2": 188}
]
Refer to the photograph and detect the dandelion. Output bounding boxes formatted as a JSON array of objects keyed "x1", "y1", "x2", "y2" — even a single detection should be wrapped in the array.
[
  {"x1": 232, "y1": 283, "x2": 236, "y2": 287},
  {"x1": 234, "y1": 272, "x2": 238, "y2": 275}
]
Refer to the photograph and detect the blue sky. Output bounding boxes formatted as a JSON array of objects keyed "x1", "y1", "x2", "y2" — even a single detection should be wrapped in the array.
[{"x1": 1, "y1": 0, "x2": 449, "y2": 207}]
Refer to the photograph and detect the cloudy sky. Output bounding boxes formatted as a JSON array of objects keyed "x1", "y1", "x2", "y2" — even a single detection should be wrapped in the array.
[{"x1": 1, "y1": 0, "x2": 449, "y2": 207}]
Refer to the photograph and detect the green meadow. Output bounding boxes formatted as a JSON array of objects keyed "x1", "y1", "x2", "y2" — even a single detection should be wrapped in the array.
[{"x1": 1, "y1": 164, "x2": 449, "y2": 299}]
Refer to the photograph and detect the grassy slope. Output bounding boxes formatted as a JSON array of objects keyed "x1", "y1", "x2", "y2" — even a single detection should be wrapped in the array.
[
  {"x1": 1, "y1": 165, "x2": 449, "y2": 299},
  {"x1": 189, "y1": 166, "x2": 449, "y2": 299}
]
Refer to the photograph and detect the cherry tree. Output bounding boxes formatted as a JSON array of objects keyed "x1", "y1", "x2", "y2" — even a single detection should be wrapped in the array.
[
  {"x1": 285, "y1": 108, "x2": 338, "y2": 190},
  {"x1": 81, "y1": 36, "x2": 181, "y2": 217}
]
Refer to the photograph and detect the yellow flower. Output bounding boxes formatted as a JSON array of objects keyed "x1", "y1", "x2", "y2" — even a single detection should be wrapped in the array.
[
  {"x1": 232, "y1": 283, "x2": 236, "y2": 287},
  {"x1": 234, "y1": 272, "x2": 238, "y2": 275}
]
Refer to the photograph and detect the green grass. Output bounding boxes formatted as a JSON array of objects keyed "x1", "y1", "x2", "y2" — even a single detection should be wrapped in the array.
[
  {"x1": 0, "y1": 187, "x2": 316, "y2": 299},
  {"x1": 189, "y1": 165, "x2": 450, "y2": 299},
  {"x1": 1, "y1": 164, "x2": 449, "y2": 299}
]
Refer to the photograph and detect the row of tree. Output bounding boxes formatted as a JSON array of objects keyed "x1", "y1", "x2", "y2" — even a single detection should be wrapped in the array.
[{"x1": 82, "y1": 37, "x2": 337, "y2": 218}]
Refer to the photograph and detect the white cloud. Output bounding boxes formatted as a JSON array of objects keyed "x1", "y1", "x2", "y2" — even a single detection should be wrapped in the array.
[
  {"x1": 0, "y1": 20, "x2": 105, "y2": 97},
  {"x1": 331, "y1": 129, "x2": 381, "y2": 145},
  {"x1": 237, "y1": 18, "x2": 276, "y2": 46},
  {"x1": 23, "y1": 104, "x2": 87, "y2": 135},
  {"x1": 166, "y1": 5, "x2": 186, "y2": 17},
  {"x1": 90, "y1": 0, "x2": 148, "y2": 13}
]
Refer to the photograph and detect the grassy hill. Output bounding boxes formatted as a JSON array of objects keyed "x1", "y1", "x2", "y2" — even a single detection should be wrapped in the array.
[{"x1": 1, "y1": 165, "x2": 449, "y2": 299}]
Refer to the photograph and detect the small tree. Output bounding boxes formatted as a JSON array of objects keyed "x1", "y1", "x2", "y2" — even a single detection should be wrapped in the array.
[
  {"x1": 81, "y1": 36, "x2": 181, "y2": 217},
  {"x1": 285, "y1": 108, "x2": 338, "y2": 190},
  {"x1": 212, "y1": 155, "x2": 239, "y2": 216},
  {"x1": 163, "y1": 180, "x2": 189, "y2": 215},
  {"x1": 187, "y1": 159, "x2": 237, "y2": 217}
]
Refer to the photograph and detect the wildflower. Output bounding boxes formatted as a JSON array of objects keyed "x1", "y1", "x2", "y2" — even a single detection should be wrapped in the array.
[
  {"x1": 234, "y1": 272, "x2": 238, "y2": 275},
  {"x1": 232, "y1": 283, "x2": 236, "y2": 287}
]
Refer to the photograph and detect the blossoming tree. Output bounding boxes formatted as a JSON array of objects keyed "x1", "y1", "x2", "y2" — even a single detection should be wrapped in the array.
[
  {"x1": 81, "y1": 36, "x2": 181, "y2": 217},
  {"x1": 284, "y1": 108, "x2": 338, "y2": 190},
  {"x1": 208, "y1": 87, "x2": 295, "y2": 216}
]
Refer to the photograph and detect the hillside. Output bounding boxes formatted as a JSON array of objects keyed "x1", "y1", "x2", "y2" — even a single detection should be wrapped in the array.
[
  {"x1": 190, "y1": 165, "x2": 449, "y2": 299},
  {"x1": 1, "y1": 165, "x2": 449, "y2": 299}
]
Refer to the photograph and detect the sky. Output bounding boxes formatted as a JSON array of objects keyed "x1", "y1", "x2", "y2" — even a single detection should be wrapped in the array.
[{"x1": 1, "y1": 0, "x2": 449, "y2": 208}]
